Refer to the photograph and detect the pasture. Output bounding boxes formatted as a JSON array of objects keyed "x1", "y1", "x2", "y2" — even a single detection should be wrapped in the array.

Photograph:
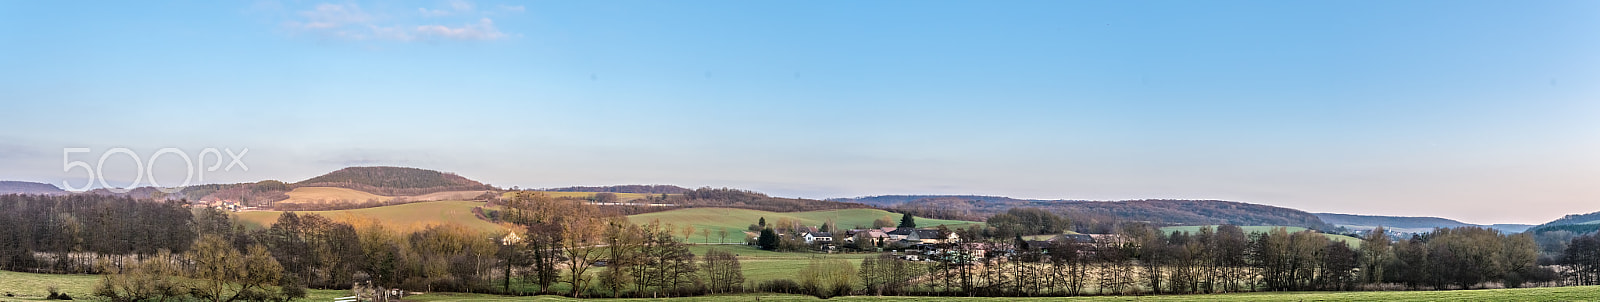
[
  {"x1": 237, "y1": 200, "x2": 508, "y2": 233},
  {"x1": 276, "y1": 187, "x2": 394, "y2": 204}
]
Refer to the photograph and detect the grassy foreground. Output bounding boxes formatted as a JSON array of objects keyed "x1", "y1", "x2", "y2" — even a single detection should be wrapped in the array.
[{"x1": 4, "y1": 269, "x2": 1599, "y2": 301}]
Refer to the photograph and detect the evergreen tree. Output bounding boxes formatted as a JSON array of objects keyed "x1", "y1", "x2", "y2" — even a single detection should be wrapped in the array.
[
  {"x1": 898, "y1": 213, "x2": 916, "y2": 228},
  {"x1": 758, "y1": 228, "x2": 779, "y2": 250}
]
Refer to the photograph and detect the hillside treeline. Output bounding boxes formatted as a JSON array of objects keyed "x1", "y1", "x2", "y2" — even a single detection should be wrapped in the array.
[
  {"x1": 672, "y1": 187, "x2": 871, "y2": 212},
  {"x1": 542, "y1": 185, "x2": 689, "y2": 194},
  {"x1": 1562, "y1": 233, "x2": 1600, "y2": 285},
  {"x1": 179, "y1": 180, "x2": 292, "y2": 206},
  {"x1": 510, "y1": 187, "x2": 874, "y2": 215},
  {"x1": 886, "y1": 197, "x2": 1332, "y2": 230},
  {"x1": 295, "y1": 166, "x2": 495, "y2": 196}
]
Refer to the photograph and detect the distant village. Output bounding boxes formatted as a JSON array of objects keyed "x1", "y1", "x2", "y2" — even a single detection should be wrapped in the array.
[{"x1": 749, "y1": 215, "x2": 1125, "y2": 263}]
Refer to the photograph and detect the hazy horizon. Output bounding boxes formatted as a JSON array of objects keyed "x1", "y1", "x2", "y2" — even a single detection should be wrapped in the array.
[{"x1": 3, "y1": 1, "x2": 1597, "y2": 225}]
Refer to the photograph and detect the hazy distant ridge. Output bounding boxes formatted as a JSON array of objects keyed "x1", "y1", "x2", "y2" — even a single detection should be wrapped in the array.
[
  {"x1": 834, "y1": 195, "x2": 1333, "y2": 230},
  {"x1": 1315, "y1": 213, "x2": 1534, "y2": 233},
  {"x1": 0, "y1": 181, "x2": 68, "y2": 195},
  {"x1": 542, "y1": 185, "x2": 690, "y2": 194}
]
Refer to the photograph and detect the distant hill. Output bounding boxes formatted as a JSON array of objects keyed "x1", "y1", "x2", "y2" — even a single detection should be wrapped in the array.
[
  {"x1": 1315, "y1": 213, "x2": 1534, "y2": 234},
  {"x1": 0, "y1": 181, "x2": 68, "y2": 195},
  {"x1": 543, "y1": 185, "x2": 689, "y2": 194},
  {"x1": 836, "y1": 195, "x2": 1332, "y2": 230},
  {"x1": 178, "y1": 180, "x2": 292, "y2": 205},
  {"x1": 1315, "y1": 213, "x2": 1475, "y2": 233},
  {"x1": 673, "y1": 187, "x2": 874, "y2": 213},
  {"x1": 832, "y1": 195, "x2": 1028, "y2": 207},
  {"x1": 1528, "y1": 210, "x2": 1600, "y2": 234},
  {"x1": 294, "y1": 166, "x2": 495, "y2": 196},
  {"x1": 1488, "y1": 224, "x2": 1536, "y2": 233}
]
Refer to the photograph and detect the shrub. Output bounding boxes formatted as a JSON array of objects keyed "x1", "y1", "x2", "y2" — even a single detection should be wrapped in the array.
[
  {"x1": 756, "y1": 279, "x2": 802, "y2": 294},
  {"x1": 45, "y1": 286, "x2": 72, "y2": 300}
]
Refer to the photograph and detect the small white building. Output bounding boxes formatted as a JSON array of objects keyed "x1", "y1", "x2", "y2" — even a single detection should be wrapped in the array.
[{"x1": 803, "y1": 232, "x2": 834, "y2": 244}]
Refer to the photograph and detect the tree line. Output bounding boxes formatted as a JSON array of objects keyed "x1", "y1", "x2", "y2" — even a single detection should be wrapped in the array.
[{"x1": 0, "y1": 194, "x2": 194, "y2": 273}]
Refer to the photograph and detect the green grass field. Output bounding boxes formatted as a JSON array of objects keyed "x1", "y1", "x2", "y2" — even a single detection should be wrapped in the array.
[
  {"x1": 628, "y1": 208, "x2": 986, "y2": 244},
  {"x1": 237, "y1": 200, "x2": 508, "y2": 233},
  {"x1": 5, "y1": 269, "x2": 1600, "y2": 302},
  {"x1": 686, "y1": 245, "x2": 878, "y2": 283},
  {"x1": 1159, "y1": 226, "x2": 1363, "y2": 247}
]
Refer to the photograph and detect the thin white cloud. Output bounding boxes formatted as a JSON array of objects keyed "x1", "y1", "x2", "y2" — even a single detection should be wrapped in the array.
[
  {"x1": 448, "y1": 0, "x2": 474, "y2": 12},
  {"x1": 283, "y1": 1, "x2": 512, "y2": 42},
  {"x1": 419, "y1": 8, "x2": 452, "y2": 17},
  {"x1": 415, "y1": 18, "x2": 506, "y2": 41},
  {"x1": 288, "y1": 3, "x2": 371, "y2": 30}
]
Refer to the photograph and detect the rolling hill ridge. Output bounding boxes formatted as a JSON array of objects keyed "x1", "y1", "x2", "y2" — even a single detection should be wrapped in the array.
[
  {"x1": 834, "y1": 195, "x2": 1334, "y2": 230},
  {"x1": 0, "y1": 181, "x2": 68, "y2": 195},
  {"x1": 295, "y1": 166, "x2": 495, "y2": 196},
  {"x1": 1315, "y1": 213, "x2": 1534, "y2": 234}
]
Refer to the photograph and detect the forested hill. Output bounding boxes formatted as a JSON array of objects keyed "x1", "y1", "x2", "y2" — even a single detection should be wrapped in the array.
[
  {"x1": 543, "y1": 185, "x2": 689, "y2": 194},
  {"x1": 673, "y1": 187, "x2": 874, "y2": 213},
  {"x1": 839, "y1": 195, "x2": 1332, "y2": 230},
  {"x1": 1059, "y1": 199, "x2": 1332, "y2": 230},
  {"x1": 1315, "y1": 213, "x2": 1476, "y2": 229},
  {"x1": 294, "y1": 166, "x2": 494, "y2": 196},
  {"x1": 1314, "y1": 213, "x2": 1534, "y2": 234},
  {"x1": 0, "y1": 181, "x2": 68, "y2": 195},
  {"x1": 1528, "y1": 210, "x2": 1600, "y2": 234}
]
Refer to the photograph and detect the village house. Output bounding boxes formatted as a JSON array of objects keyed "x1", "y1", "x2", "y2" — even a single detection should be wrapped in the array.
[
  {"x1": 844, "y1": 229, "x2": 889, "y2": 244},
  {"x1": 803, "y1": 232, "x2": 834, "y2": 244},
  {"x1": 906, "y1": 229, "x2": 960, "y2": 244},
  {"x1": 886, "y1": 228, "x2": 914, "y2": 241}
]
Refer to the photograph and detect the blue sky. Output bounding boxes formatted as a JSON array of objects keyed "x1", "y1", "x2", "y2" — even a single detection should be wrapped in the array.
[{"x1": 1, "y1": 1, "x2": 1597, "y2": 224}]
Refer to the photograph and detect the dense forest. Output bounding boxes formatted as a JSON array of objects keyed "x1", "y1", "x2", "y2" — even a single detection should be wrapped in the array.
[
  {"x1": 0, "y1": 194, "x2": 195, "y2": 273},
  {"x1": 178, "y1": 180, "x2": 293, "y2": 206},
  {"x1": 1529, "y1": 211, "x2": 1600, "y2": 234},
  {"x1": 294, "y1": 166, "x2": 495, "y2": 196}
]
